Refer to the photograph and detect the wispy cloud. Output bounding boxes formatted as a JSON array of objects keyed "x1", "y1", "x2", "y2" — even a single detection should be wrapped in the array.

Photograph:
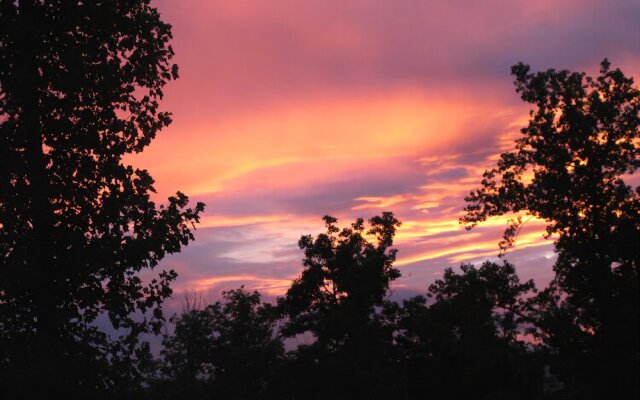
[{"x1": 131, "y1": 0, "x2": 639, "y2": 300}]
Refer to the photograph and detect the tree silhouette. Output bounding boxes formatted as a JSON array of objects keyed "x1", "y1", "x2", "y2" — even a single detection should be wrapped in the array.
[
  {"x1": 277, "y1": 213, "x2": 402, "y2": 399},
  {"x1": 0, "y1": 1, "x2": 203, "y2": 397},
  {"x1": 391, "y1": 262, "x2": 543, "y2": 399},
  {"x1": 158, "y1": 287, "x2": 283, "y2": 400},
  {"x1": 281, "y1": 213, "x2": 400, "y2": 340},
  {"x1": 462, "y1": 60, "x2": 639, "y2": 398},
  {"x1": 155, "y1": 294, "x2": 212, "y2": 399}
]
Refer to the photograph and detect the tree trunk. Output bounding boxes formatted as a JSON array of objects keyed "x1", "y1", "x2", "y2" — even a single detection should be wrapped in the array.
[{"x1": 17, "y1": 0, "x2": 59, "y2": 396}]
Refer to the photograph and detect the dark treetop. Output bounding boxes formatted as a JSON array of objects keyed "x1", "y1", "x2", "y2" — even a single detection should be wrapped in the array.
[
  {"x1": 462, "y1": 59, "x2": 639, "y2": 399},
  {"x1": 0, "y1": 1, "x2": 203, "y2": 396}
]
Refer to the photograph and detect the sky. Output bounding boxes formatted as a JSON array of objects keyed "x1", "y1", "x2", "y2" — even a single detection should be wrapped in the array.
[{"x1": 131, "y1": 0, "x2": 640, "y2": 304}]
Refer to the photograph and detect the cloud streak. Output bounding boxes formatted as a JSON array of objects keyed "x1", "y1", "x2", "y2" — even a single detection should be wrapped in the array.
[{"x1": 130, "y1": 0, "x2": 639, "y2": 300}]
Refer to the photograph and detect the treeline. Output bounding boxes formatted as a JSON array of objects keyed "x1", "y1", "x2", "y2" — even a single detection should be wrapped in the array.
[
  {"x1": 149, "y1": 211, "x2": 636, "y2": 400},
  {"x1": 151, "y1": 215, "x2": 544, "y2": 400},
  {"x1": 0, "y1": 2, "x2": 637, "y2": 399},
  {"x1": 129, "y1": 58, "x2": 640, "y2": 399}
]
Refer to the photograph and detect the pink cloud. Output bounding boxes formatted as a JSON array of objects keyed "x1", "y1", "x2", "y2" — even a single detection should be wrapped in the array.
[{"x1": 131, "y1": 0, "x2": 639, "y2": 301}]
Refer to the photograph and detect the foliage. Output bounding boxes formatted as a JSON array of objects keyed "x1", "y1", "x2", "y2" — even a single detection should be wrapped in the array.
[
  {"x1": 157, "y1": 288, "x2": 283, "y2": 400},
  {"x1": 0, "y1": 1, "x2": 203, "y2": 396},
  {"x1": 393, "y1": 262, "x2": 543, "y2": 400},
  {"x1": 426, "y1": 261, "x2": 535, "y2": 341},
  {"x1": 280, "y1": 213, "x2": 401, "y2": 342},
  {"x1": 462, "y1": 59, "x2": 638, "y2": 253},
  {"x1": 2, "y1": 3, "x2": 636, "y2": 395},
  {"x1": 462, "y1": 59, "x2": 639, "y2": 399},
  {"x1": 275, "y1": 213, "x2": 402, "y2": 399}
]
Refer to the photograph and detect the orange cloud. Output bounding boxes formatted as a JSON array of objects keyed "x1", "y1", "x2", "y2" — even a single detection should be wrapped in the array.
[
  {"x1": 134, "y1": 0, "x2": 640, "y2": 301},
  {"x1": 191, "y1": 274, "x2": 296, "y2": 296},
  {"x1": 352, "y1": 194, "x2": 413, "y2": 210},
  {"x1": 396, "y1": 229, "x2": 553, "y2": 266},
  {"x1": 132, "y1": 90, "x2": 513, "y2": 198}
]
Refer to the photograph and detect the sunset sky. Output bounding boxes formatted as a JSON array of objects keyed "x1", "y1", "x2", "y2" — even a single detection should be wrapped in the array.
[{"x1": 132, "y1": 0, "x2": 640, "y2": 302}]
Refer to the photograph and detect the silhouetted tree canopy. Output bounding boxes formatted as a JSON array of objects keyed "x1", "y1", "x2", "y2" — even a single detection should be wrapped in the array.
[
  {"x1": 427, "y1": 262, "x2": 535, "y2": 342},
  {"x1": 155, "y1": 294, "x2": 213, "y2": 399},
  {"x1": 392, "y1": 262, "x2": 542, "y2": 400},
  {"x1": 2, "y1": 5, "x2": 636, "y2": 396},
  {"x1": 463, "y1": 59, "x2": 639, "y2": 399},
  {"x1": 156, "y1": 288, "x2": 283, "y2": 400},
  {"x1": 276, "y1": 213, "x2": 402, "y2": 399},
  {"x1": 280, "y1": 213, "x2": 401, "y2": 342},
  {"x1": 0, "y1": 1, "x2": 203, "y2": 397}
]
